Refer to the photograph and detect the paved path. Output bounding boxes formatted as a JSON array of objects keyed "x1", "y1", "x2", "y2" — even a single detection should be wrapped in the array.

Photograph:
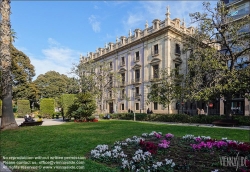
[{"x1": 0, "y1": 118, "x2": 66, "y2": 127}]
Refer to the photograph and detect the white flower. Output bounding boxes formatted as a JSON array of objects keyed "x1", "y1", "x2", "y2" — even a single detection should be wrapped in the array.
[
  {"x1": 211, "y1": 169, "x2": 219, "y2": 172},
  {"x1": 156, "y1": 161, "x2": 163, "y2": 167},
  {"x1": 171, "y1": 162, "x2": 175, "y2": 167}
]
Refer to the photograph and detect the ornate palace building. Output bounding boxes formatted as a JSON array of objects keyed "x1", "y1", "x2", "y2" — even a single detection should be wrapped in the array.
[{"x1": 80, "y1": 7, "x2": 194, "y2": 114}]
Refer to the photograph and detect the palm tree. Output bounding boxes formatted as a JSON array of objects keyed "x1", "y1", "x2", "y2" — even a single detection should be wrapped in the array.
[{"x1": 1, "y1": 0, "x2": 18, "y2": 130}]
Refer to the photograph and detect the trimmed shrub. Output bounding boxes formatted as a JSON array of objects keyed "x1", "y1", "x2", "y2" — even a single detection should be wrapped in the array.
[
  {"x1": 17, "y1": 100, "x2": 30, "y2": 117},
  {"x1": 61, "y1": 94, "x2": 76, "y2": 117},
  {"x1": 110, "y1": 113, "x2": 249, "y2": 126},
  {"x1": 232, "y1": 115, "x2": 250, "y2": 126},
  {"x1": 40, "y1": 98, "x2": 55, "y2": 118}
]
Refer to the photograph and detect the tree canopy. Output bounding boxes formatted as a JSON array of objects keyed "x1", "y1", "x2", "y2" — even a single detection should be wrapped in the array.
[
  {"x1": 33, "y1": 71, "x2": 79, "y2": 99},
  {"x1": 11, "y1": 44, "x2": 38, "y2": 100},
  {"x1": 183, "y1": 2, "x2": 250, "y2": 116}
]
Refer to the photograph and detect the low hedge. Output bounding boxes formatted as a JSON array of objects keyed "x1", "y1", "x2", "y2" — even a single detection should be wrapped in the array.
[{"x1": 109, "y1": 113, "x2": 250, "y2": 126}]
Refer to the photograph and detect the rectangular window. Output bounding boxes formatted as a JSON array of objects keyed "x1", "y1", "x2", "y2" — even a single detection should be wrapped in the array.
[
  {"x1": 153, "y1": 65, "x2": 159, "y2": 78},
  {"x1": 154, "y1": 44, "x2": 158, "y2": 55},
  {"x1": 135, "y1": 51, "x2": 140, "y2": 61},
  {"x1": 109, "y1": 62, "x2": 113, "y2": 69},
  {"x1": 121, "y1": 57, "x2": 125, "y2": 65},
  {"x1": 136, "y1": 103, "x2": 139, "y2": 110},
  {"x1": 175, "y1": 44, "x2": 181, "y2": 55},
  {"x1": 154, "y1": 102, "x2": 158, "y2": 110},
  {"x1": 121, "y1": 89, "x2": 125, "y2": 99},
  {"x1": 109, "y1": 91, "x2": 112, "y2": 98},
  {"x1": 135, "y1": 69, "x2": 140, "y2": 82},
  {"x1": 135, "y1": 87, "x2": 139, "y2": 96},
  {"x1": 121, "y1": 104, "x2": 124, "y2": 110},
  {"x1": 121, "y1": 73, "x2": 125, "y2": 85}
]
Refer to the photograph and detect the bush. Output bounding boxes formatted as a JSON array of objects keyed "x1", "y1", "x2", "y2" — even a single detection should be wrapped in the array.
[
  {"x1": 40, "y1": 98, "x2": 55, "y2": 118},
  {"x1": 232, "y1": 115, "x2": 250, "y2": 126},
  {"x1": 17, "y1": 100, "x2": 30, "y2": 117},
  {"x1": 68, "y1": 93, "x2": 96, "y2": 120},
  {"x1": 61, "y1": 94, "x2": 76, "y2": 117},
  {"x1": 110, "y1": 113, "x2": 250, "y2": 126}
]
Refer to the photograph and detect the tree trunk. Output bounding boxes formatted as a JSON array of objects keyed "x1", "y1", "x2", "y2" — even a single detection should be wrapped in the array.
[{"x1": 0, "y1": 0, "x2": 18, "y2": 130}]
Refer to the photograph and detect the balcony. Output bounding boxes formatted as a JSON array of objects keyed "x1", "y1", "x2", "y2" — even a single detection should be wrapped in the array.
[
  {"x1": 132, "y1": 78, "x2": 141, "y2": 84},
  {"x1": 134, "y1": 56, "x2": 140, "y2": 62},
  {"x1": 152, "y1": 49, "x2": 159, "y2": 57},
  {"x1": 120, "y1": 62, "x2": 125, "y2": 67},
  {"x1": 149, "y1": 74, "x2": 161, "y2": 81}
]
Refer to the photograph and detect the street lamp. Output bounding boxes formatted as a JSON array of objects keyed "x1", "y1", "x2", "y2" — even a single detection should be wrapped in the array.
[{"x1": 132, "y1": 87, "x2": 136, "y2": 121}]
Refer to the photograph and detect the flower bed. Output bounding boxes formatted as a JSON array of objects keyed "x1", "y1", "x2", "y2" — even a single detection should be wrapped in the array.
[{"x1": 88, "y1": 131, "x2": 250, "y2": 171}]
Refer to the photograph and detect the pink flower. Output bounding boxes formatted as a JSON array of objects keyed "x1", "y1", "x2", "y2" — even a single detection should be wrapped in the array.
[
  {"x1": 165, "y1": 133, "x2": 174, "y2": 138},
  {"x1": 158, "y1": 140, "x2": 170, "y2": 148},
  {"x1": 154, "y1": 133, "x2": 162, "y2": 139}
]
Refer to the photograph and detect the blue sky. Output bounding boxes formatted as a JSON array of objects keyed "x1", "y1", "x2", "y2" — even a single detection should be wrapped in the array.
[{"x1": 11, "y1": 1, "x2": 217, "y2": 80}]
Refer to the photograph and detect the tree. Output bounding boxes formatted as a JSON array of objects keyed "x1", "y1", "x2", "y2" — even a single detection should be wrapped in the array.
[
  {"x1": 73, "y1": 60, "x2": 121, "y2": 114},
  {"x1": 11, "y1": 44, "x2": 38, "y2": 100},
  {"x1": 183, "y1": 2, "x2": 250, "y2": 117},
  {"x1": 67, "y1": 92, "x2": 97, "y2": 120},
  {"x1": 34, "y1": 71, "x2": 79, "y2": 99},
  {"x1": 0, "y1": 0, "x2": 18, "y2": 130},
  {"x1": 147, "y1": 68, "x2": 183, "y2": 114}
]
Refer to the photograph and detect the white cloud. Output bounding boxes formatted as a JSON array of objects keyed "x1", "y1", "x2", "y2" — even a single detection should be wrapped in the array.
[
  {"x1": 94, "y1": 5, "x2": 99, "y2": 9},
  {"x1": 122, "y1": 12, "x2": 144, "y2": 32},
  {"x1": 89, "y1": 15, "x2": 101, "y2": 33},
  {"x1": 17, "y1": 38, "x2": 83, "y2": 80}
]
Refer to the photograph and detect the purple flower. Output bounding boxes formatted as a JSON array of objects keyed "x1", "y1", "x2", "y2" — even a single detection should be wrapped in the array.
[
  {"x1": 165, "y1": 133, "x2": 174, "y2": 138},
  {"x1": 158, "y1": 140, "x2": 170, "y2": 148}
]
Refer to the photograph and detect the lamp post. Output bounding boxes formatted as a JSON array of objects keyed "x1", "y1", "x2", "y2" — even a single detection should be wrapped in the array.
[{"x1": 132, "y1": 87, "x2": 136, "y2": 121}]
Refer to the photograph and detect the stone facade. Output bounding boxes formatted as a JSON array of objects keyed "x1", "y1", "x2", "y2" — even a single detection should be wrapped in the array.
[{"x1": 81, "y1": 7, "x2": 194, "y2": 114}]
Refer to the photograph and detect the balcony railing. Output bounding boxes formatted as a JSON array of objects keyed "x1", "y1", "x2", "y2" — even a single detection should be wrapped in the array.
[
  {"x1": 149, "y1": 74, "x2": 161, "y2": 81},
  {"x1": 120, "y1": 62, "x2": 125, "y2": 66},
  {"x1": 132, "y1": 78, "x2": 141, "y2": 84},
  {"x1": 134, "y1": 56, "x2": 140, "y2": 62}
]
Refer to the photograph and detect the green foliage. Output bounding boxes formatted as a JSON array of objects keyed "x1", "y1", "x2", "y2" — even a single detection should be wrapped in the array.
[
  {"x1": 34, "y1": 71, "x2": 79, "y2": 100},
  {"x1": 183, "y1": 2, "x2": 250, "y2": 116},
  {"x1": 73, "y1": 60, "x2": 122, "y2": 114},
  {"x1": 61, "y1": 94, "x2": 76, "y2": 117},
  {"x1": 67, "y1": 92, "x2": 97, "y2": 120},
  {"x1": 40, "y1": 98, "x2": 55, "y2": 117},
  {"x1": 147, "y1": 68, "x2": 184, "y2": 114},
  {"x1": 17, "y1": 100, "x2": 30, "y2": 116},
  {"x1": 232, "y1": 115, "x2": 250, "y2": 126},
  {"x1": 110, "y1": 113, "x2": 249, "y2": 126},
  {"x1": 11, "y1": 44, "x2": 38, "y2": 100}
]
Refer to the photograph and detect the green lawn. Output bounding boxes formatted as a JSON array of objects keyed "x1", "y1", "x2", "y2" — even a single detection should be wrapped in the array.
[{"x1": 0, "y1": 120, "x2": 249, "y2": 171}]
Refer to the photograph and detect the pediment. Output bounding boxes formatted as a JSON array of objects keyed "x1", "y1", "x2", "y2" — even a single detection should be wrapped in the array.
[
  {"x1": 149, "y1": 58, "x2": 161, "y2": 64},
  {"x1": 173, "y1": 57, "x2": 182, "y2": 64},
  {"x1": 119, "y1": 67, "x2": 127, "y2": 73},
  {"x1": 132, "y1": 64, "x2": 142, "y2": 69}
]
